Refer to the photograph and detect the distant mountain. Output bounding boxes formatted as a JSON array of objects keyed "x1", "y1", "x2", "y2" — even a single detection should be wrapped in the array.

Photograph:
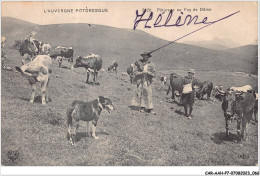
[
  {"x1": 182, "y1": 37, "x2": 241, "y2": 51},
  {"x1": 227, "y1": 45, "x2": 258, "y2": 58},
  {"x1": 1, "y1": 17, "x2": 257, "y2": 74},
  {"x1": 181, "y1": 41, "x2": 230, "y2": 50}
]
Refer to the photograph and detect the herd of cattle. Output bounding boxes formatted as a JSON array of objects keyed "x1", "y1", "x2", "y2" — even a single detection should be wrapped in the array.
[
  {"x1": 164, "y1": 71, "x2": 258, "y2": 142},
  {"x1": 1, "y1": 37, "x2": 258, "y2": 143}
]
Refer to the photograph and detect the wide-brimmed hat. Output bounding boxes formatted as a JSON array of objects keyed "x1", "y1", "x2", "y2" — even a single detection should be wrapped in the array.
[
  {"x1": 140, "y1": 52, "x2": 152, "y2": 58},
  {"x1": 188, "y1": 69, "x2": 195, "y2": 74}
]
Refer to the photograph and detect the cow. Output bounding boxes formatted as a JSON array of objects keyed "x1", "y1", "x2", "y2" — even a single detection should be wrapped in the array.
[
  {"x1": 166, "y1": 73, "x2": 187, "y2": 101},
  {"x1": 50, "y1": 46, "x2": 74, "y2": 68},
  {"x1": 19, "y1": 39, "x2": 41, "y2": 65},
  {"x1": 15, "y1": 55, "x2": 52, "y2": 105},
  {"x1": 196, "y1": 81, "x2": 213, "y2": 100},
  {"x1": 166, "y1": 73, "x2": 200, "y2": 118},
  {"x1": 127, "y1": 64, "x2": 134, "y2": 83},
  {"x1": 160, "y1": 76, "x2": 167, "y2": 85},
  {"x1": 40, "y1": 43, "x2": 51, "y2": 55},
  {"x1": 73, "y1": 54, "x2": 102, "y2": 85},
  {"x1": 108, "y1": 61, "x2": 118, "y2": 74},
  {"x1": 216, "y1": 87, "x2": 256, "y2": 142}
]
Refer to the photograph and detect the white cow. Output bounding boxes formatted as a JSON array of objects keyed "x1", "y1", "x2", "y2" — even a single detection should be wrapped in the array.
[{"x1": 15, "y1": 55, "x2": 52, "y2": 105}]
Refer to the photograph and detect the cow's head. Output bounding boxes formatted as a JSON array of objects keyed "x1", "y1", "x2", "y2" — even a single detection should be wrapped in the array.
[
  {"x1": 193, "y1": 80, "x2": 203, "y2": 97},
  {"x1": 195, "y1": 85, "x2": 204, "y2": 100},
  {"x1": 73, "y1": 56, "x2": 83, "y2": 68},
  {"x1": 98, "y1": 96, "x2": 115, "y2": 113},
  {"x1": 220, "y1": 89, "x2": 242, "y2": 123},
  {"x1": 214, "y1": 86, "x2": 225, "y2": 101}
]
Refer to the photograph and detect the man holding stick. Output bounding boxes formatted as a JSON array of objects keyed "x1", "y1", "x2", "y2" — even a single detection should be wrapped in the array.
[{"x1": 133, "y1": 52, "x2": 156, "y2": 115}]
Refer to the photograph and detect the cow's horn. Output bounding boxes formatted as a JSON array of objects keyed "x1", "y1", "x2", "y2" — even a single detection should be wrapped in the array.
[
  {"x1": 235, "y1": 91, "x2": 243, "y2": 95},
  {"x1": 216, "y1": 87, "x2": 225, "y2": 94}
]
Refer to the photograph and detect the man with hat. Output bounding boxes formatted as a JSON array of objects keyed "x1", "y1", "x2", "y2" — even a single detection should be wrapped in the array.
[
  {"x1": 186, "y1": 69, "x2": 195, "y2": 80},
  {"x1": 27, "y1": 31, "x2": 38, "y2": 54},
  {"x1": 132, "y1": 52, "x2": 156, "y2": 115},
  {"x1": 181, "y1": 68, "x2": 198, "y2": 119}
]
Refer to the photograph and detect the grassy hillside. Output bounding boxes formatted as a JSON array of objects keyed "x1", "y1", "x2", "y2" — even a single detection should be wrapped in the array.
[
  {"x1": 1, "y1": 17, "x2": 37, "y2": 46},
  {"x1": 1, "y1": 17, "x2": 258, "y2": 166},
  {"x1": 227, "y1": 45, "x2": 258, "y2": 58},
  {"x1": 1, "y1": 17, "x2": 257, "y2": 74},
  {"x1": 1, "y1": 51, "x2": 258, "y2": 166}
]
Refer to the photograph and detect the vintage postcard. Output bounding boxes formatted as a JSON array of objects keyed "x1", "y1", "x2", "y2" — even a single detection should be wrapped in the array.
[{"x1": 1, "y1": 0, "x2": 259, "y2": 175}]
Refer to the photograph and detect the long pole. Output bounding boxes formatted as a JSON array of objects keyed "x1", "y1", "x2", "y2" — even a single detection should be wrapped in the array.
[{"x1": 147, "y1": 11, "x2": 240, "y2": 55}]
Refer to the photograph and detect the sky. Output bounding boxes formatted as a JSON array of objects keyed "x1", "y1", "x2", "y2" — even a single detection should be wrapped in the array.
[{"x1": 1, "y1": 1, "x2": 258, "y2": 46}]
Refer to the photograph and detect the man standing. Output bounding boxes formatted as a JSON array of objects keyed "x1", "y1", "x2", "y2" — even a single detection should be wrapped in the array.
[
  {"x1": 28, "y1": 31, "x2": 38, "y2": 54},
  {"x1": 133, "y1": 52, "x2": 156, "y2": 115},
  {"x1": 181, "y1": 69, "x2": 197, "y2": 119}
]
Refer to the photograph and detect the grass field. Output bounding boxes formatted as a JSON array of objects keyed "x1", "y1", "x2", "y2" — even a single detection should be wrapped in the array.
[
  {"x1": 1, "y1": 17, "x2": 258, "y2": 166},
  {"x1": 1, "y1": 47, "x2": 258, "y2": 166}
]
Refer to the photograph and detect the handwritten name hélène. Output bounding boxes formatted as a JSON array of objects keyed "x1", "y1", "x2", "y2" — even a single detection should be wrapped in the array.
[{"x1": 133, "y1": 9, "x2": 224, "y2": 30}]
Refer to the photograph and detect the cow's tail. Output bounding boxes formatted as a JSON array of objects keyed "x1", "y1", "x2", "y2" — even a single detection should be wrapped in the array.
[
  {"x1": 15, "y1": 66, "x2": 23, "y2": 73},
  {"x1": 66, "y1": 101, "x2": 76, "y2": 126}
]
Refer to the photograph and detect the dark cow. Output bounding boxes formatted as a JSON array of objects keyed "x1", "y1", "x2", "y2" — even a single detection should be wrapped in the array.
[
  {"x1": 50, "y1": 46, "x2": 74, "y2": 68},
  {"x1": 19, "y1": 39, "x2": 41, "y2": 65},
  {"x1": 167, "y1": 73, "x2": 194, "y2": 101},
  {"x1": 166, "y1": 73, "x2": 200, "y2": 117},
  {"x1": 196, "y1": 81, "x2": 213, "y2": 100},
  {"x1": 217, "y1": 88, "x2": 256, "y2": 142},
  {"x1": 108, "y1": 61, "x2": 118, "y2": 74},
  {"x1": 73, "y1": 54, "x2": 102, "y2": 85},
  {"x1": 127, "y1": 64, "x2": 134, "y2": 83}
]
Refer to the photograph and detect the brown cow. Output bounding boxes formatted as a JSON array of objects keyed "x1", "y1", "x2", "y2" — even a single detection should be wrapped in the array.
[
  {"x1": 50, "y1": 46, "x2": 74, "y2": 68},
  {"x1": 196, "y1": 81, "x2": 213, "y2": 100},
  {"x1": 108, "y1": 61, "x2": 118, "y2": 74},
  {"x1": 218, "y1": 88, "x2": 256, "y2": 142},
  {"x1": 73, "y1": 54, "x2": 102, "y2": 85}
]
